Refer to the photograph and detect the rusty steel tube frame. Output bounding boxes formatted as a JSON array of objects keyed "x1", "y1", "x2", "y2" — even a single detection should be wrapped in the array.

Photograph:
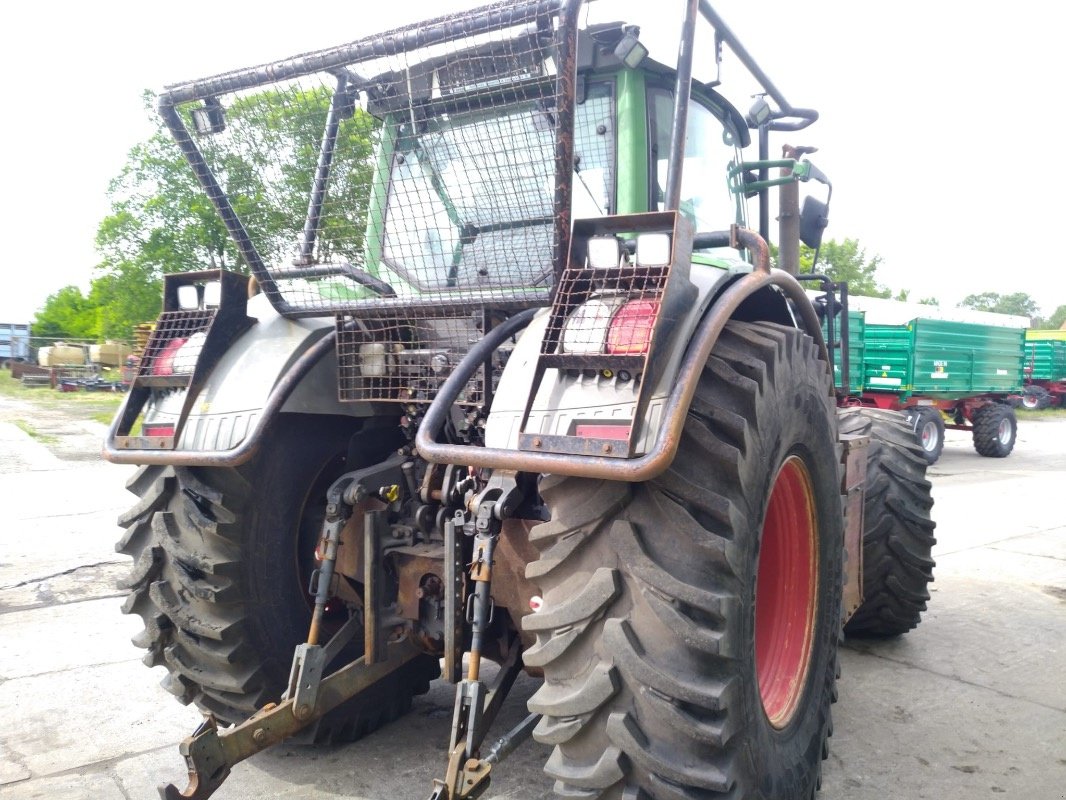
[
  {"x1": 157, "y1": 0, "x2": 577, "y2": 322},
  {"x1": 416, "y1": 228, "x2": 829, "y2": 482},
  {"x1": 102, "y1": 330, "x2": 337, "y2": 467}
]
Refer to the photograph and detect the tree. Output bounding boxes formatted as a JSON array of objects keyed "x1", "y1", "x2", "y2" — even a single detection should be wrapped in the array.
[
  {"x1": 32, "y1": 286, "x2": 98, "y2": 340},
  {"x1": 798, "y1": 238, "x2": 891, "y2": 298},
  {"x1": 1036, "y1": 303, "x2": 1066, "y2": 330},
  {"x1": 960, "y1": 292, "x2": 1039, "y2": 319},
  {"x1": 87, "y1": 88, "x2": 379, "y2": 339}
]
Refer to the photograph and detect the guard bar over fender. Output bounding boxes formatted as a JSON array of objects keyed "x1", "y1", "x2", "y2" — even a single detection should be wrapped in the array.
[{"x1": 415, "y1": 227, "x2": 830, "y2": 481}]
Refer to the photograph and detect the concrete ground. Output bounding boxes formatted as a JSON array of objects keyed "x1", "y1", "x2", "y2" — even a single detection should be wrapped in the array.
[{"x1": 1, "y1": 394, "x2": 1063, "y2": 800}]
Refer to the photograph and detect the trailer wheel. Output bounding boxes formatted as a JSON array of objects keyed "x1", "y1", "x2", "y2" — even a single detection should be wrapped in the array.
[
  {"x1": 526, "y1": 321, "x2": 842, "y2": 800},
  {"x1": 905, "y1": 406, "x2": 945, "y2": 464},
  {"x1": 838, "y1": 408, "x2": 936, "y2": 638},
  {"x1": 972, "y1": 403, "x2": 1017, "y2": 458},
  {"x1": 1021, "y1": 386, "x2": 1051, "y2": 410},
  {"x1": 116, "y1": 415, "x2": 439, "y2": 739}
]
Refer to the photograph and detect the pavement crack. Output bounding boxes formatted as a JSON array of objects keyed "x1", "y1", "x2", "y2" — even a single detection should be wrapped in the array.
[
  {"x1": 987, "y1": 546, "x2": 1066, "y2": 563},
  {"x1": 935, "y1": 525, "x2": 1066, "y2": 557},
  {"x1": 0, "y1": 592, "x2": 126, "y2": 616},
  {"x1": 845, "y1": 646, "x2": 1066, "y2": 715},
  {"x1": 0, "y1": 560, "x2": 124, "y2": 590}
]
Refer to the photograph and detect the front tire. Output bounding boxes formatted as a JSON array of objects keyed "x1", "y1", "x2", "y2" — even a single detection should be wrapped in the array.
[
  {"x1": 525, "y1": 321, "x2": 843, "y2": 799},
  {"x1": 116, "y1": 415, "x2": 438, "y2": 738},
  {"x1": 839, "y1": 408, "x2": 936, "y2": 638},
  {"x1": 972, "y1": 403, "x2": 1017, "y2": 457}
]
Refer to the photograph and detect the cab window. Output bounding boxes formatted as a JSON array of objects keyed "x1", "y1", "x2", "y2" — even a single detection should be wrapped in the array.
[{"x1": 648, "y1": 87, "x2": 746, "y2": 238}]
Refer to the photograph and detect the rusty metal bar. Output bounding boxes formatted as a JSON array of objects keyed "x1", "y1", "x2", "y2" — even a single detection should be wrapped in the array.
[
  {"x1": 697, "y1": 0, "x2": 818, "y2": 132},
  {"x1": 158, "y1": 101, "x2": 281, "y2": 309},
  {"x1": 840, "y1": 433, "x2": 868, "y2": 623},
  {"x1": 416, "y1": 228, "x2": 829, "y2": 481},
  {"x1": 159, "y1": 1, "x2": 564, "y2": 106},
  {"x1": 159, "y1": 638, "x2": 422, "y2": 800},
  {"x1": 778, "y1": 145, "x2": 800, "y2": 276},
  {"x1": 298, "y1": 73, "x2": 349, "y2": 265},
  {"x1": 552, "y1": 0, "x2": 583, "y2": 284},
  {"x1": 664, "y1": 0, "x2": 699, "y2": 212}
]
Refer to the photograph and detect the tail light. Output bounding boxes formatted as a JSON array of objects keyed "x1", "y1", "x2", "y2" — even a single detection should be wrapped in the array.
[
  {"x1": 151, "y1": 338, "x2": 188, "y2": 376},
  {"x1": 607, "y1": 300, "x2": 659, "y2": 355},
  {"x1": 574, "y1": 423, "x2": 631, "y2": 440},
  {"x1": 142, "y1": 423, "x2": 176, "y2": 438},
  {"x1": 561, "y1": 297, "x2": 626, "y2": 354},
  {"x1": 519, "y1": 211, "x2": 690, "y2": 460},
  {"x1": 561, "y1": 298, "x2": 660, "y2": 356},
  {"x1": 151, "y1": 331, "x2": 207, "y2": 377}
]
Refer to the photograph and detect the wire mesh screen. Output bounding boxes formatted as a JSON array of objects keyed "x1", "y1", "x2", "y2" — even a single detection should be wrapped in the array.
[
  {"x1": 539, "y1": 261, "x2": 668, "y2": 372},
  {"x1": 336, "y1": 314, "x2": 512, "y2": 406},
  {"x1": 137, "y1": 311, "x2": 215, "y2": 378},
  {"x1": 162, "y1": 0, "x2": 592, "y2": 322}
]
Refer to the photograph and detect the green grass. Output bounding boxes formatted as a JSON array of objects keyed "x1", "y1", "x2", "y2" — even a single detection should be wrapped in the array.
[
  {"x1": 13, "y1": 418, "x2": 59, "y2": 445},
  {"x1": 1015, "y1": 406, "x2": 1063, "y2": 420},
  {"x1": 1, "y1": 370, "x2": 125, "y2": 422}
]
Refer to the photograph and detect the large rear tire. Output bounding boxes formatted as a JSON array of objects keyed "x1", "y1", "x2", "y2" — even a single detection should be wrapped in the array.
[
  {"x1": 525, "y1": 321, "x2": 843, "y2": 799},
  {"x1": 839, "y1": 408, "x2": 936, "y2": 638},
  {"x1": 972, "y1": 403, "x2": 1017, "y2": 458},
  {"x1": 116, "y1": 415, "x2": 439, "y2": 739}
]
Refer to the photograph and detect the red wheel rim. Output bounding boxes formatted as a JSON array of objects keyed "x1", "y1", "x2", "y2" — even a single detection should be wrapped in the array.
[{"x1": 755, "y1": 455, "x2": 818, "y2": 728}]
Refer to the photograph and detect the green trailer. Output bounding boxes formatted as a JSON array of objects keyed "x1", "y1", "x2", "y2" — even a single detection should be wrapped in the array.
[
  {"x1": 859, "y1": 318, "x2": 1025, "y2": 463},
  {"x1": 1021, "y1": 331, "x2": 1066, "y2": 408},
  {"x1": 823, "y1": 308, "x2": 865, "y2": 394}
]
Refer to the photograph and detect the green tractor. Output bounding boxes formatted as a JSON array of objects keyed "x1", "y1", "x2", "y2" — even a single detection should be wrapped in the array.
[{"x1": 106, "y1": 2, "x2": 936, "y2": 798}]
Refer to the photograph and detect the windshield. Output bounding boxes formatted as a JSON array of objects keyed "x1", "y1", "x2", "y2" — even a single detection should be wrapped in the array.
[{"x1": 382, "y1": 84, "x2": 614, "y2": 291}]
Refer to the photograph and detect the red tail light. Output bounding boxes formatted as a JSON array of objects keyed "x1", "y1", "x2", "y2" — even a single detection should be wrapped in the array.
[
  {"x1": 142, "y1": 424, "x2": 176, "y2": 438},
  {"x1": 152, "y1": 338, "x2": 188, "y2": 376},
  {"x1": 606, "y1": 300, "x2": 659, "y2": 355},
  {"x1": 574, "y1": 424, "x2": 631, "y2": 440}
]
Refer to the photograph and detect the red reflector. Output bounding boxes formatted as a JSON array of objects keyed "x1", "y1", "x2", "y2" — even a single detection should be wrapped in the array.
[
  {"x1": 142, "y1": 424, "x2": 176, "y2": 438},
  {"x1": 152, "y1": 338, "x2": 188, "y2": 376},
  {"x1": 574, "y1": 424, "x2": 631, "y2": 441},
  {"x1": 607, "y1": 300, "x2": 659, "y2": 355}
]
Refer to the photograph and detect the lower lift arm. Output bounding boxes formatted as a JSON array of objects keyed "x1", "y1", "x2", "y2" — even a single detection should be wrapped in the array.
[{"x1": 428, "y1": 482, "x2": 540, "y2": 800}]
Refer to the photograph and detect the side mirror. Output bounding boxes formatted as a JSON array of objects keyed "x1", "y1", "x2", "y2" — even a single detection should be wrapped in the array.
[{"x1": 800, "y1": 195, "x2": 829, "y2": 249}]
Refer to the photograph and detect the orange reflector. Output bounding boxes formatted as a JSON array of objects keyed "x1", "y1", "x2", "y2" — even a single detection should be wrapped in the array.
[
  {"x1": 606, "y1": 300, "x2": 659, "y2": 355},
  {"x1": 574, "y1": 424, "x2": 631, "y2": 440}
]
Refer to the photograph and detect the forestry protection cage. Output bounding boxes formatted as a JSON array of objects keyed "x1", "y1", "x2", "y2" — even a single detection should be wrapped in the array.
[{"x1": 158, "y1": 0, "x2": 583, "y2": 325}]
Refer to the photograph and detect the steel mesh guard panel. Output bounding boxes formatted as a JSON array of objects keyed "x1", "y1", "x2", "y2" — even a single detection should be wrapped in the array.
[
  {"x1": 539, "y1": 263, "x2": 669, "y2": 370},
  {"x1": 161, "y1": 0, "x2": 590, "y2": 321},
  {"x1": 137, "y1": 311, "x2": 215, "y2": 378},
  {"x1": 336, "y1": 313, "x2": 510, "y2": 405}
]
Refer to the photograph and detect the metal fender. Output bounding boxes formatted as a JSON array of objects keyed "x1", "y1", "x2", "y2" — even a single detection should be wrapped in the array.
[
  {"x1": 419, "y1": 262, "x2": 829, "y2": 481},
  {"x1": 103, "y1": 293, "x2": 374, "y2": 467}
]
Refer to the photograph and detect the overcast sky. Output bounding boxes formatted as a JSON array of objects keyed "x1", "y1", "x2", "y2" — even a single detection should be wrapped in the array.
[{"x1": 1, "y1": 0, "x2": 1064, "y2": 323}]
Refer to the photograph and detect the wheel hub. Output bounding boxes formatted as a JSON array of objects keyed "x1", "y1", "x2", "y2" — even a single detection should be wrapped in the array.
[
  {"x1": 921, "y1": 420, "x2": 939, "y2": 452},
  {"x1": 755, "y1": 455, "x2": 818, "y2": 729},
  {"x1": 997, "y1": 417, "x2": 1012, "y2": 445}
]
